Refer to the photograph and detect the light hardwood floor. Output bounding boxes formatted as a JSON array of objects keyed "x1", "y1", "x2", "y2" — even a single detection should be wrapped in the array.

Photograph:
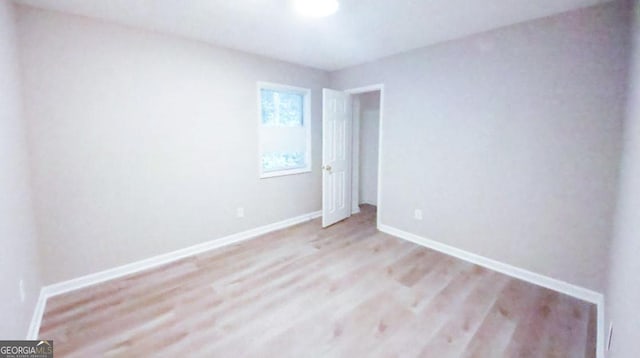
[{"x1": 39, "y1": 205, "x2": 596, "y2": 357}]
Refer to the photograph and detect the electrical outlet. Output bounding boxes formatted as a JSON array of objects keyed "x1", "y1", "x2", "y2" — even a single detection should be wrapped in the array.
[
  {"x1": 414, "y1": 209, "x2": 423, "y2": 221},
  {"x1": 19, "y1": 279, "x2": 25, "y2": 303},
  {"x1": 236, "y1": 207, "x2": 245, "y2": 218},
  {"x1": 607, "y1": 322, "x2": 614, "y2": 351}
]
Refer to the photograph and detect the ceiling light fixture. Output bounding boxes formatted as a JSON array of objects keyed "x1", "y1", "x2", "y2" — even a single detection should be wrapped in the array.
[{"x1": 294, "y1": 0, "x2": 339, "y2": 18}]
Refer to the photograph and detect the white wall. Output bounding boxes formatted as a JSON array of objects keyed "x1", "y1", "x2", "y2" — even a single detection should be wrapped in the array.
[
  {"x1": 16, "y1": 6, "x2": 329, "y2": 284},
  {"x1": 606, "y1": 1, "x2": 640, "y2": 355},
  {"x1": 358, "y1": 91, "x2": 380, "y2": 206},
  {"x1": 0, "y1": 1, "x2": 41, "y2": 338},
  {"x1": 331, "y1": 2, "x2": 630, "y2": 292}
]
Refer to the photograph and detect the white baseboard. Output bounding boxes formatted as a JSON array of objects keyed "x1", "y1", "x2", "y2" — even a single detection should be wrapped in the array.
[
  {"x1": 27, "y1": 212, "x2": 604, "y2": 358},
  {"x1": 378, "y1": 224, "x2": 605, "y2": 358},
  {"x1": 27, "y1": 289, "x2": 48, "y2": 340},
  {"x1": 27, "y1": 210, "x2": 322, "y2": 339}
]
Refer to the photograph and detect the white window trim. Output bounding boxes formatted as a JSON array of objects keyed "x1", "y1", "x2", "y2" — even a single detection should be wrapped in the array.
[{"x1": 257, "y1": 81, "x2": 312, "y2": 179}]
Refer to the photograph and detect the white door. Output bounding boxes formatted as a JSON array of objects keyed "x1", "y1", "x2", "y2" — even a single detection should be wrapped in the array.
[{"x1": 322, "y1": 89, "x2": 353, "y2": 227}]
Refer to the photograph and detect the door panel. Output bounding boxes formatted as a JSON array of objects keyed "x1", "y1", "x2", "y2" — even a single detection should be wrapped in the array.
[{"x1": 322, "y1": 89, "x2": 352, "y2": 227}]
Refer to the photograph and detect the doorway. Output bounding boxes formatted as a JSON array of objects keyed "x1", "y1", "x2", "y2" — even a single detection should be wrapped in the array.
[
  {"x1": 349, "y1": 88, "x2": 382, "y2": 219},
  {"x1": 321, "y1": 85, "x2": 383, "y2": 228}
]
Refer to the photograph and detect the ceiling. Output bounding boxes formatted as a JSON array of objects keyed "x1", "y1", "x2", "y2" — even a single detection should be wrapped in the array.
[{"x1": 12, "y1": 0, "x2": 612, "y2": 71}]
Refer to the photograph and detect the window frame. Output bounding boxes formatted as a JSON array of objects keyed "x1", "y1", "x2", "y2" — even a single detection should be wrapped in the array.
[{"x1": 257, "y1": 81, "x2": 312, "y2": 179}]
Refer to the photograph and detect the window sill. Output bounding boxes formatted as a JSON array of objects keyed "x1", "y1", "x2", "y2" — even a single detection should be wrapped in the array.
[{"x1": 260, "y1": 167, "x2": 311, "y2": 179}]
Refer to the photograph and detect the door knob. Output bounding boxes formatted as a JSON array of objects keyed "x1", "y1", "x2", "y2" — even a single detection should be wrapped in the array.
[{"x1": 322, "y1": 165, "x2": 332, "y2": 172}]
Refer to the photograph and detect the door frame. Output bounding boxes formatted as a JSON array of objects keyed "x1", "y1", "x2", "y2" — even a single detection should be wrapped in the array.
[{"x1": 345, "y1": 84, "x2": 384, "y2": 230}]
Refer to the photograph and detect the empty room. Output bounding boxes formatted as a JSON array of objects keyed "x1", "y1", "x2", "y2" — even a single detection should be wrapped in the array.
[{"x1": 1, "y1": 0, "x2": 639, "y2": 356}]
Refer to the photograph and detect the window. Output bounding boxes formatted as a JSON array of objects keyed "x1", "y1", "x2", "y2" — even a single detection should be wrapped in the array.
[{"x1": 258, "y1": 82, "x2": 311, "y2": 178}]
